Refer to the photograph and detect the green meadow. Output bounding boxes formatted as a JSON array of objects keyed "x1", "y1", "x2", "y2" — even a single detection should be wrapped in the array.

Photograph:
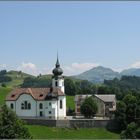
[{"x1": 27, "y1": 125, "x2": 120, "y2": 139}]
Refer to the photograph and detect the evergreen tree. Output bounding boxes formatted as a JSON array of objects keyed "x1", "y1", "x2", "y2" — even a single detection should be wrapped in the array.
[{"x1": 0, "y1": 105, "x2": 32, "y2": 139}]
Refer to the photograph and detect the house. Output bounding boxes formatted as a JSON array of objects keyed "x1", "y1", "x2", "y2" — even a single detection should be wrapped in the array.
[
  {"x1": 75, "y1": 94, "x2": 116, "y2": 117},
  {"x1": 6, "y1": 57, "x2": 66, "y2": 120}
]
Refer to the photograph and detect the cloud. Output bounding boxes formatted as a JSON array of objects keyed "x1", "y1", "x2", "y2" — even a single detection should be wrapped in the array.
[
  {"x1": 17, "y1": 62, "x2": 38, "y2": 75},
  {"x1": 21, "y1": 62, "x2": 36, "y2": 70},
  {"x1": 130, "y1": 61, "x2": 140, "y2": 68},
  {"x1": 0, "y1": 64, "x2": 6, "y2": 69},
  {"x1": 17, "y1": 62, "x2": 51, "y2": 76},
  {"x1": 63, "y1": 62, "x2": 100, "y2": 76}
]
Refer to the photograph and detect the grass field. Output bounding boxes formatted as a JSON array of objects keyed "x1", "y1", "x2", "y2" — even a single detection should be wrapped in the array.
[
  {"x1": 0, "y1": 87, "x2": 13, "y2": 105},
  {"x1": 6, "y1": 70, "x2": 34, "y2": 88},
  {"x1": 27, "y1": 125, "x2": 120, "y2": 139},
  {"x1": 66, "y1": 95, "x2": 75, "y2": 110}
]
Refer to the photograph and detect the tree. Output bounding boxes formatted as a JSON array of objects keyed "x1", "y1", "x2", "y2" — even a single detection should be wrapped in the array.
[
  {"x1": 123, "y1": 94, "x2": 137, "y2": 123},
  {"x1": 1, "y1": 83, "x2": 6, "y2": 87},
  {"x1": 65, "y1": 78, "x2": 76, "y2": 95},
  {"x1": 97, "y1": 86, "x2": 111, "y2": 94},
  {"x1": 80, "y1": 80, "x2": 93, "y2": 94},
  {"x1": 115, "y1": 101, "x2": 127, "y2": 131},
  {"x1": 0, "y1": 70, "x2": 7, "y2": 75},
  {"x1": 0, "y1": 105, "x2": 32, "y2": 139},
  {"x1": 121, "y1": 122, "x2": 137, "y2": 139},
  {"x1": 21, "y1": 77, "x2": 51, "y2": 88},
  {"x1": 80, "y1": 96, "x2": 98, "y2": 118},
  {"x1": 0, "y1": 75, "x2": 12, "y2": 83}
]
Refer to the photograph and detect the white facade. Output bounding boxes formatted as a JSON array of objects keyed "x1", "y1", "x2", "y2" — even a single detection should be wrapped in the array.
[
  {"x1": 52, "y1": 78, "x2": 64, "y2": 93},
  {"x1": 6, "y1": 94, "x2": 66, "y2": 119}
]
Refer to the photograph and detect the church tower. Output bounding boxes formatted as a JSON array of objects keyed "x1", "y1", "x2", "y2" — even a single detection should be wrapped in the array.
[{"x1": 52, "y1": 55, "x2": 64, "y2": 93}]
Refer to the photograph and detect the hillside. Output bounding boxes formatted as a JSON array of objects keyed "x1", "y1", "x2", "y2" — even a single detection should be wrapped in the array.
[
  {"x1": 73, "y1": 66, "x2": 120, "y2": 83},
  {"x1": 3, "y1": 67, "x2": 140, "y2": 87},
  {"x1": 121, "y1": 68, "x2": 140, "y2": 77},
  {"x1": 4, "y1": 70, "x2": 34, "y2": 88},
  {"x1": 27, "y1": 125, "x2": 120, "y2": 139},
  {"x1": 73, "y1": 66, "x2": 140, "y2": 84},
  {"x1": 0, "y1": 87, "x2": 12, "y2": 105}
]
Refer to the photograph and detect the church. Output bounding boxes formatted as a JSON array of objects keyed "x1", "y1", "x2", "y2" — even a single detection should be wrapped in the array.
[{"x1": 6, "y1": 57, "x2": 66, "y2": 120}]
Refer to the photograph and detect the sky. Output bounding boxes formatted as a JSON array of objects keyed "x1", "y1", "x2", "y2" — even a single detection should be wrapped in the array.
[{"x1": 0, "y1": 1, "x2": 140, "y2": 76}]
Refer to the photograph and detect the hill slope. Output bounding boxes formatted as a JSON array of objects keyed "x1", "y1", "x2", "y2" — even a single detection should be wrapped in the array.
[
  {"x1": 3, "y1": 70, "x2": 34, "y2": 88},
  {"x1": 121, "y1": 68, "x2": 140, "y2": 77},
  {"x1": 73, "y1": 66, "x2": 120, "y2": 83}
]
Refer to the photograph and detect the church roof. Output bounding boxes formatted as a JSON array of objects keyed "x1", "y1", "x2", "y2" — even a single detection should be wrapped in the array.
[
  {"x1": 52, "y1": 54, "x2": 63, "y2": 76},
  {"x1": 6, "y1": 87, "x2": 65, "y2": 101}
]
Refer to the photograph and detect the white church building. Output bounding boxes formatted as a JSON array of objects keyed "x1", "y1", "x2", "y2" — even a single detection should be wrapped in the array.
[{"x1": 6, "y1": 57, "x2": 66, "y2": 120}]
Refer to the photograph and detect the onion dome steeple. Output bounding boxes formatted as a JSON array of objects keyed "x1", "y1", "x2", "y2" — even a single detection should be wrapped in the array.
[{"x1": 52, "y1": 53, "x2": 63, "y2": 77}]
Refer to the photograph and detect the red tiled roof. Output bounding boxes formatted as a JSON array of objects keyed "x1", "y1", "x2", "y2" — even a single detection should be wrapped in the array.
[{"x1": 6, "y1": 87, "x2": 65, "y2": 101}]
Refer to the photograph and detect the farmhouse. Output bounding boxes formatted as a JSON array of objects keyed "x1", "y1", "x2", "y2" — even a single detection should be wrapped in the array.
[
  {"x1": 75, "y1": 94, "x2": 116, "y2": 117},
  {"x1": 6, "y1": 57, "x2": 66, "y2": 120}
]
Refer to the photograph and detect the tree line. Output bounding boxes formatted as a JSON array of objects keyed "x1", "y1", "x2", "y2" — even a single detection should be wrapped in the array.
[{"x1": 0, "y1": 70, "x2": 12, "y2": 83}]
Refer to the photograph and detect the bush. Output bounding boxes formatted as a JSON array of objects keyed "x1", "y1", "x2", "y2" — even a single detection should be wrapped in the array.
[
  {"x1": 136, "y1": 128, "x2": 140, "y2": 138},
  {"x1": 120, "y1": 122, "x2": 137, "y2": 139},
  {"x1": 67, "y1": 107, "x2": 75, "y2": 116},
  {"x1": 0, "y1": 105, "x2": 32, "y2": 139},
  {"x1": 80, "y1": 96, "x2": 98, "y2": 118},
  {"x1": 1, "y1": 83, "x2": 6, "y2": 87}
]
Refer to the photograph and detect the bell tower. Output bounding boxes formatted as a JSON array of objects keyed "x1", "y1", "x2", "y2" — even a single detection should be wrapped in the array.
[{"x1": 52, "y1": 54, "x2": 64, "y2": 93}]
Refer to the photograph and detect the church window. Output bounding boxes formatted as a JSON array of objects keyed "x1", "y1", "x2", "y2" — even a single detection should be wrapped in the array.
[
  {"x1": 21, "y1": 101, "x2": 31, "y2": 110},
  {"x1": 40, "y1": 111, "x2": 43, "y2": 117},
  {"x1": 21, "y1": 103, "x2": 24, "y2": 109},
  {"x1": 25, "y1": 101, "x2": 28, "y2": 109},
  {"x1": 55, "y1": 81, "x2": 58, "y2": 86},
  {"x1": 28, "y1": 103, "x2": 31, "y2": 109},
  {"x1": 49, "y1": 111, "x2": 51, "y2": 114},
  {"x1": 39, "y1": 103, "x2": 43, "y2": 109},
  {"x1": 49, "y1": 102, "x2": 51, "y2": 106},
  {"x1": 10, "y1": 103, "x2": 14, "y2": 109},
  {"x1": 60, "y1": 100, "x2": 63, "y2": 109}
]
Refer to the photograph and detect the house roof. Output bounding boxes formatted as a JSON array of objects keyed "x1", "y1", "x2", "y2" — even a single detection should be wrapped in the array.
[
  {"x1": 75, "y1": 94, "x2": 116, "y2": 103},
  {"x1": 94, "y1": 94, "x2": 116, "y2": 103},
  {"x1": 74, "y1": 95, "x2": 92, "y2": 102},
  {"x1": 6, "y1": 87, "x2": 65, "y2": 101}
]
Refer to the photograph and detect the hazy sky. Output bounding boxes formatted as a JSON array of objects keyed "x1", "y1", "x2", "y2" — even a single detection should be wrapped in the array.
[{"x1": 0, "y1": 1, "x2": 140, "y2": 76}]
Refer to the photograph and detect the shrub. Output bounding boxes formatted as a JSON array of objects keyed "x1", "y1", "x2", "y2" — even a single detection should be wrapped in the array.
[{"x1": 80, "y1": 96, "x2": 98, "y2": 118}]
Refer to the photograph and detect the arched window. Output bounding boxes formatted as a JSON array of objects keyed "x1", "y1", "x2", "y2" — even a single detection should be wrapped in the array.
[
  {"x1": 25, "y1": 101, "x2": 28, "y2": 109},
  {"x1": 28, "y1": 103, "x2": 31, "y2": 109},
  {"x1": 39, "y1": 103, "x2": 43, "y2": 109},
  {"x1": 55, "y1": 81, "x2": 58, "y2": 86},
  {"x1": 21, "y1": 103, "x2": 24, "y2": 109},
  {"x1": 21, "y1": 101, "x2": 31, "y2": 110},
  {"x1": 10, "y1": 103, "x2": 14, "y2": 109},
  {"x1": 60, "y1": 100, "x2": 62, "y2": 109}
]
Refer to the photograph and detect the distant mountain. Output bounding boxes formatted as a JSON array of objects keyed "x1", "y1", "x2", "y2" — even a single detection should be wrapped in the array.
[
  {"x1": 121, "y1": 68, "x2": 140, "y2": 77},
  {"x1": 3, "y1": 67, "x2": 140, "y2": 87},
  {"x1": 73, "y1": 66, "x2": 121, "y2": 83}
]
